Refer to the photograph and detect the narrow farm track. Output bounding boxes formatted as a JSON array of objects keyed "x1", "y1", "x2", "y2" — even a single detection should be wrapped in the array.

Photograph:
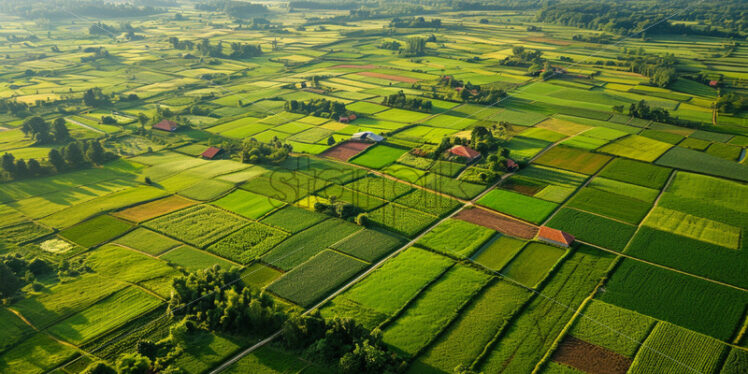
[
  {"x1": 6, "y1": 307, "x2": 84, "y2": 353},
  {"x1": 64, "y1": 117, "x2": 105, "y2": 134}
]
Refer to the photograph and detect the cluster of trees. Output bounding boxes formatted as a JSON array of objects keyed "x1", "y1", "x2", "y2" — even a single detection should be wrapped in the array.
[
  {"x1": 80, "y1": 47, "x2": 110, "y2": 63},
  {"x1": 627, "y1": 100, "x2": 703, "y2": 128},
  {"x1": 239, "y1": 138, "x2": 291, "y2": 164},
  {"x1": 381, "y1": 91, "x2": 432, "y2": 112},
  {"x1": 429, "y1": 76, "x2": 507, "y2": 104},
  {"x1": 536, "y1": 1, "x2": 746, "y2": 38},
  {"x1": 83, "y1": 87, "x2": 112, "y2": 107},
  {"x1": 400, "y1": 37, "x2": 427, "y2": 57},
  {"x1": 469, "y1": 124, "x2": 508, "y2": 155},
  {"x1": 1, "y1": 153, "x2": 46, "y2": 179},
  {"x1": 21, "y1": 117, "x2": 70, "y2": 145},
  {"x1": 195, "y1": 1, "x2": 268, "y2": 19},
  {"x1": 572, "y1": 33, "x2": 614, "y2": 44},
  {"x1": 0, "y1": 254, "x2": 51, "y2": 299},
  {"x1": 622, "y1": 53, "x2": 678, "y2": 88},
  {"x1": 0, "y1": 99, "x2": 30, "y2": 117},
  {"x1": 379, "y1": 40, "x2": 401, "y2": 51},
  {"x1": 284, "y1": 98, "x2": 349, "y2": 120},
  {"x1": 190, "y1": 39, "x2": 263, "y2": 59},
  {"x1": 47, "y1": 139, "x2": 117, "y2": 172},
  {"x1": 716, "y1": 93, "x2": 748, "y2": 114},
  {"x1": 314, "y1": 197, "x2": 366, "y2": 223},
  {"x1": 389, "y1": 17, "x2": 441, "y2": 28},
  {"x1": 500, "y1": 46, "x2": 544, "y2": 67},
  {"x1": 0, "y1": 0, "x2": 164, "y2": 20}
]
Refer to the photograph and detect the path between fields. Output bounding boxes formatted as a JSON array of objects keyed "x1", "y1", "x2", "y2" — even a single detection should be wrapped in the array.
[
  {"x1": 65, "y1": 118, "x2": 105, "y2": 134},
  {"x1": 5, "y1": 307, "x2": 82, "y2": 352}
]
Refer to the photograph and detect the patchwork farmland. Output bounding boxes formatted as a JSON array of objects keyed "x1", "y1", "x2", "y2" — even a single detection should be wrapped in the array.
[{"x1": 0, "y1": 1, "x2": 746, "y2": 374}]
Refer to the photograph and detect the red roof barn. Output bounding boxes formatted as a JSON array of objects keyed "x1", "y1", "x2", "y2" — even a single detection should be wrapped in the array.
[
  {"x1": 152, "y1": 119, "x2": 178, "y2": 132},
  {"x1": 709, "y1": 80, "x2": 719, "y2": 87},
  {"x1": 448, "y1": 145, "x2": 481, "y2": 162},
  {"x1": 201, "y1": 146, "x2": 223, "y2": 160},
  {"x1": 506, "y1": 159, "x2": 518, "y2": 170},
  {"x1": 537, "y1": 226, "x2": 575, "y2": 248}
]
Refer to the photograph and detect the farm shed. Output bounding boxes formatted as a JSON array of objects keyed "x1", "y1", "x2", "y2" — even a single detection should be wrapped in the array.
[
  {"x1": 201, "y1": 146, "x2": 223, "y2": 159},
  {"x1": 537, "y1": 226, "x2": 575, "y2": 248},
  {"x1": 152, "y1": 119, "x2": 178, "y2": 132},
  {"x1": 449, "y1": 145, "x2": 482, "y2": 162},
  {"x1": 351, "y1": 131, "x2": 384, "y2": 142}
]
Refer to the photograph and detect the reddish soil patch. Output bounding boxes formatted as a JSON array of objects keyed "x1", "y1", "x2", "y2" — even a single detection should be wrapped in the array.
[
  {"x1": 356, "y1": 71, "x2": 420, "y2": 83},
  {"x1": 332, "y1": 64, "x2": 377, "y2": 69},
  {"x1": 113, "y1": 195, "x2": 196, "y2": 222},
  {"x1": 503, "y1": 180, "x2": 544, "y2": 196},
  {"x1": 455, "y1": 207, "x2": 538, "y2": 239},
  {"x1": 552, "y1": 336, "x2": 632, "y2": 374},
  {"x1": 321, "y1": 141, "x2": 373, "y2": 161}
]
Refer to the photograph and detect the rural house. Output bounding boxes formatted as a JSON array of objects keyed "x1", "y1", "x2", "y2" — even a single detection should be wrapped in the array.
[
  {"x1": 537, "y1": 226, "x2": 575, "y2": 248},
  {"x1": 201, "y1": 146, "x2": 223, "y2": 160},
  {"x1": 152, "y1": 119, "x2": 178, "y2": 132},
  {"x1": 448, "y1": 145, "x2": 481, "y2": 162},
  {"x1": 351, "y1": 131, "x2": 384, "y2": 142}
]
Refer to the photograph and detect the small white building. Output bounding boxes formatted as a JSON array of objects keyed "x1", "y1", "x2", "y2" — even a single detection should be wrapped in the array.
[{"x1": 351, "y1": 131, "x2": 384, "y2": 142}]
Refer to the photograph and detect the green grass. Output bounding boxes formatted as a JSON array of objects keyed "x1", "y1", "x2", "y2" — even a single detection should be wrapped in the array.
[
  {"x1": 87, "y1": 244, "x2": 178, "y2": 286},
  {"x1": 502, "y1": 242, "x2": 566, "y2": 288},
  {"x1": 260, "y1": 205, "x2": 326, "y2": 233},
  {"x1": 242, "y1": 263, "x2": 282, "y2": 289},
  {"x1": 350, "y1": 144, "x2": 409, "y2": 169},
  {"x1": 628, "y1": 322, "x2": 727, "y2": 374},
  {"x1": 0, "y1": 333, "x2": 78, "y2": 373},
  {"x1": 640, "y1": 129, "x2": 685, "y2": 144},
  {"x1": 678, "y1": 137, "x2": 711, "y2": 151},
  {"x1": 705, "y1": 142, "x2": 742, "y2": 161},
  {"x1": 473, "y1": 235, "x2": 527, "y2": 271},
  {"x1": 478, "y1": 189, "x2": 558, "y2": 224},
  {"x1": 478, "y1": 245, "x2": 615, "y2": 373},
  {"x1": 345, "y1": 174, "x2": 413, "y2": 200},
  {"x1": 393, "y1": 188, "x2": 461, "y2": 217},
  {"x1": 0, "y1": 308, "x2": 34, "y2": 352},
  {"x1": 207, "y1": 222, "x2": 290, "y2": 264},
  {"x1": 417, "y1": 219, "x2": 495, "y2": 259},
  {"x1": 267, "y1": 250, "x2": 369, "y2": 307},
  {"x1": 330, "y1": 229, "x2": 404, "y2": 262},
  {"x1": 59, "y1": 215, "x2": 133, "y2": 248},
  {"x1": 174, "y1": 329, "x2": 254, "y2": 374},
  {"x1": 415, "y1": 173, "x2": 486, "y2": 200},
  {"x1": 655, "y1": 147, "x2": 748, "y2": 182},
  {"x1": 520, "y1": 127, "x2": 567, "y2": 142},
  {"x1": 587, "y1": 177, "x2": 659, "y2": 203},
  {"x1": 598, "y1": 158, "x2": 671, "y2": 189},
  {"x1": 224, "y1": 346, "x2": 311, "y2": 374},
  {"x1": 320, "y1": 247, "x2": 453, "y2": 329},
  {"x1": 382, "y1": 265, "x2": 490, "y2": 357},
  {"x1": 410, "y1": 280, "x2": 530, "y2": 373},
  {"x1": 598, "y1": 135, "x2": 672, "y2": 162},
  {"x1": 547, "y1": 208, "x2": 637, "y2": 251},
  {"x1": 504, "y1": 136, "x2": 551, "y2": 161},
  {"x1": 721, "y1": 348, "x2": 748, "y2": 374},
  {"x1": 0, "y1": 221, "x2": 54, "y2": 245},
  {"x1": 178, "y1": 179, "x2": 235, "y2": 201},
  {"x1": 569, "y1": 300, "x2": 656, "y2": 357},
  {"x1": 262, "y1": 218, "x2": 361, "y2": 271},
  {"x1": 566, "y1": 187, "x2": 652, "y2": 224},
  {"x1": 113, "y1": 228, "x2": 182, "y2": 255},
  {"x1": 600, "y1": 259, "x2": 747, "y2": 341},
  {"x1": 161, "y1": 245, "x2": 237, "y2": 272},
  {"x1": 144, "y1": 205, "x2": 248, "y2": 248},
  {"x1": 47, "y1": 287, "x2": 162, "y2": 345},
  {"x1": 643, "y1": 206, "x2": 740, "y2": 249},
  {"x1": 535, "y1": 145, "x2": 611, "y2": 175},
  {"x1": 368, "y1": 203, "x2": 439, "y2": 238}
]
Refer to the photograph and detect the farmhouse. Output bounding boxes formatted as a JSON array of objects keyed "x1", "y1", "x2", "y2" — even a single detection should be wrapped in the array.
[
  {"x1": 152, "y1": 119, "x2": 178, "y2": 132},
  {"x1": 351, "y1": 131, "x2": 384, "y2": 142},
  {"x1": 536, "y1": 226, "x2": 575, "y2": 248},
  {"x1": 201, "y1": 146, "x2": 223, "y2": 160},
  {"x1": 449, "y1": 145, "x2": 481, "y2": 162},
  {"x1": 506, "y1": 159, "x2": 519, "y2": 171}
]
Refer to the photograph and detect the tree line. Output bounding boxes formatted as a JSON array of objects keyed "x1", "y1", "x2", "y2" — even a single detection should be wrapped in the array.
[{"x1": 381, "y1": 90, "x2": 432, "y2": 112}]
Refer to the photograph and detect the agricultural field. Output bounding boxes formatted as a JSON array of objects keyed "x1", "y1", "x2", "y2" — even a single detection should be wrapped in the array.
[{"x1": 0, "y1": 1, "x2": 746, "y2": 373}]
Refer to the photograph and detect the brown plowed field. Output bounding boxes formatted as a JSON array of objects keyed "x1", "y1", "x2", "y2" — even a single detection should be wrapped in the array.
[
  {"x1": 552, "y1": 336, "x2": 632, "y2": 374},
  {"x1": 113, "y1": 195, "x2": 196, "y2": 222},
  {"x1": 455, "y1": 207, "x2": 538, "y2": 239},
  {"x1": 321, "y1": 141, "x2": 373, "y2": 161}
]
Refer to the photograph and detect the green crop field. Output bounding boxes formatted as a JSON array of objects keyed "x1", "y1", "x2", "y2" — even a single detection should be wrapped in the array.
[{"x1": 0, "y1": 2, "x2": 744, "y2": 372}]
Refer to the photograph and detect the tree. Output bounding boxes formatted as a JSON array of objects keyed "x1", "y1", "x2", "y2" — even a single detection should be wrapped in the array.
[
  {"x1": 81, "y1": 362, "x2": 116, "y2": 374},
  {"x1": 27, "y1": 158, "x2": 43, "y2": 176},
  {"x1": 137, "y1": 112, "x2": 149, "y2": 128},
  {"x1": 63, "y1": 142, "x2": 85, "y2": 167},
  {"x1": 48, "y1": 148, "x2": 65, "y2": 172},
  {"x1": 21, "y1": 116, "x2": 53, "y2": 144},
  {"x1": 327, "y1": 136, "x2": 336, "y2": 146},
  {"x1": 116, "y1": 353, "x2": 150, "y2": 374},
  {"x1": 1, "y1": 152, "x2": 15, "y2": 175},
  {"x1": 86, "y1": 140, "x2": 105, "y2": 164},
  {"x1": 0, "y1": 262, "x2": 21, "y2": 299},
  {"x1": 53, "y1": 118, "x2": 70, "y2": 142},
  {"x1": 14, "y1": 159, "x2": 28, "y2": 177}
]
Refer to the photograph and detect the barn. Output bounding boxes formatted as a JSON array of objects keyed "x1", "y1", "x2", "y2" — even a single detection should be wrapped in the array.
[
  {"x1": 536, "y1": 226, "x2": 575, "y2": 248},
  {"x1": 152, "y1": 119, "x2": 178, "y2": 132},
  {"x1": 448, "y1": 145, "x2": 481, "y2": 162},
  {"x1": 201, "y1": 146, "x2": 223, "y2": 160}
]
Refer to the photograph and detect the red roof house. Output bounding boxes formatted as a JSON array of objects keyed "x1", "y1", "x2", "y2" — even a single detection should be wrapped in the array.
[
  {"x1": 537, "y1": 226, "x2": 575, "y2": 248},
  {"x1": 339, "y1": 116, "x2": 349, "y2": 123},
  {"x1": 506, "y1": 159, "x2": 518, "y2": 170},
  {"x1": 201, "y1": 146, "x2": 223, "y2": 160},
  {"x1": 709, "y1": 80, "x2": 719, "y2": 87},
  {"x1": 348, "y1": 114, "x2": 357, "y2": 121},
  {"x1": 152, "y1": 119, "x2": 178, "y2": 132},
  {"x1": 448, "y1": 145, "x2": 481, "y2": 162}
]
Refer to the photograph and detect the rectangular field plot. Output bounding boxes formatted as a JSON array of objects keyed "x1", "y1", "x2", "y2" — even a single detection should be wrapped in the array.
[
  {"x1": 628, "y1": 322, "x2": 727, "y2": 374},
  {"x1": 144, "y1": 205, "x2": 249, "y2": 248},
  {"x1": 504, "y1": 136, "x2": 551, "y2": 161},
  {"x1": 113, "y1": 227, "x2": 182, "y2": 256},
  {"x1": 267, "y1": 250, "x2": 368, "y2": 307},
  {"x1": 415, "y1": 173, "x2": 486, "y2": 200},
  {"x1": 393, "y1": 189, "x2": 461, "y2": 217},
  {"x1": 643, "y1": 206, "x2": 741, "y2": 249},
  {"x1": 211, "y1": 189, "x2": 282, "y2": 220},
  {"x1": 597, "y1": 158, "x2": 671, "y2": 189},
  {"x1": 478, "y1": 189, "x2": 558, "y2": 224},
  {"x1": 655, "y1": 146, "x2": 748, "y2": 182},
  {"x1": 473, "y1": 235, "x2": 528, "y2": 271},
  {"x1": 161, "y1": 245, "x2": 237, "y2": 272},
  {"x1": 47, "y1": 286, "x2": 162, "y2": 345},
  {"x1": 502, "y1": 242, "x2": 567, "y2": 288},
  {"x1": 368, "y1": 203, "x2": 439, "y2": 238},
  {"x1": 259, "y1": 205, "x2": 327, "y2": 233},
  {"x1": 350, "y1": 144, "x2": 409, "y2": 169},
  {"x1": 320, "y1": 247, "x2": 453, "y2": 329},
  {"x1": 569, "y1": 300, "x2": 656, "y2": 358},
  {"x1": 599, "y1": 259, "x2": 747, "y2": 341},
  {"x1": 207, "y1": 222, "x2": 289, "y2": 264},
  {"x1": 330, "y1": 229, "x2": 404, "y2": 262},
  {"x1": 0, "y1": 333, "x2": 78, "y2": 374},
  {"x1": 598, "y1": 135, "x2": 673, "y2": 162},
  {"x1": 416, "y1": 219, "x2": 495, "y2": 259},
  {"x1": 409, "y1": 280, "x2": 531, "y2": 373},
  {"x1": 261, "y1": 218, "x2": 361, "y2": 271},
  {"x1": 112, "y1": 195, "x2": 196, "y2": 222},
  {"x1": 382, "y1": 265, "x2": 490, "y2": 357},
  {"x1": 547, "y1": 208, "x2": 637, "y2": 251},
  {"x1": 0, "y1": 308, "x2": 35, "y2": 352},
  {"x1": 586, "y1": 177, "x2": 659, "y2": 203},
  {"x1": 566, "y1": 187, "x2": 652, "y2": 224},
  {"x1": 59, "y1": 215, "x2": 133, "y2": 248},
  {"x1": 534, "y1": 145, "x2": 612, "y2": 175}
]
